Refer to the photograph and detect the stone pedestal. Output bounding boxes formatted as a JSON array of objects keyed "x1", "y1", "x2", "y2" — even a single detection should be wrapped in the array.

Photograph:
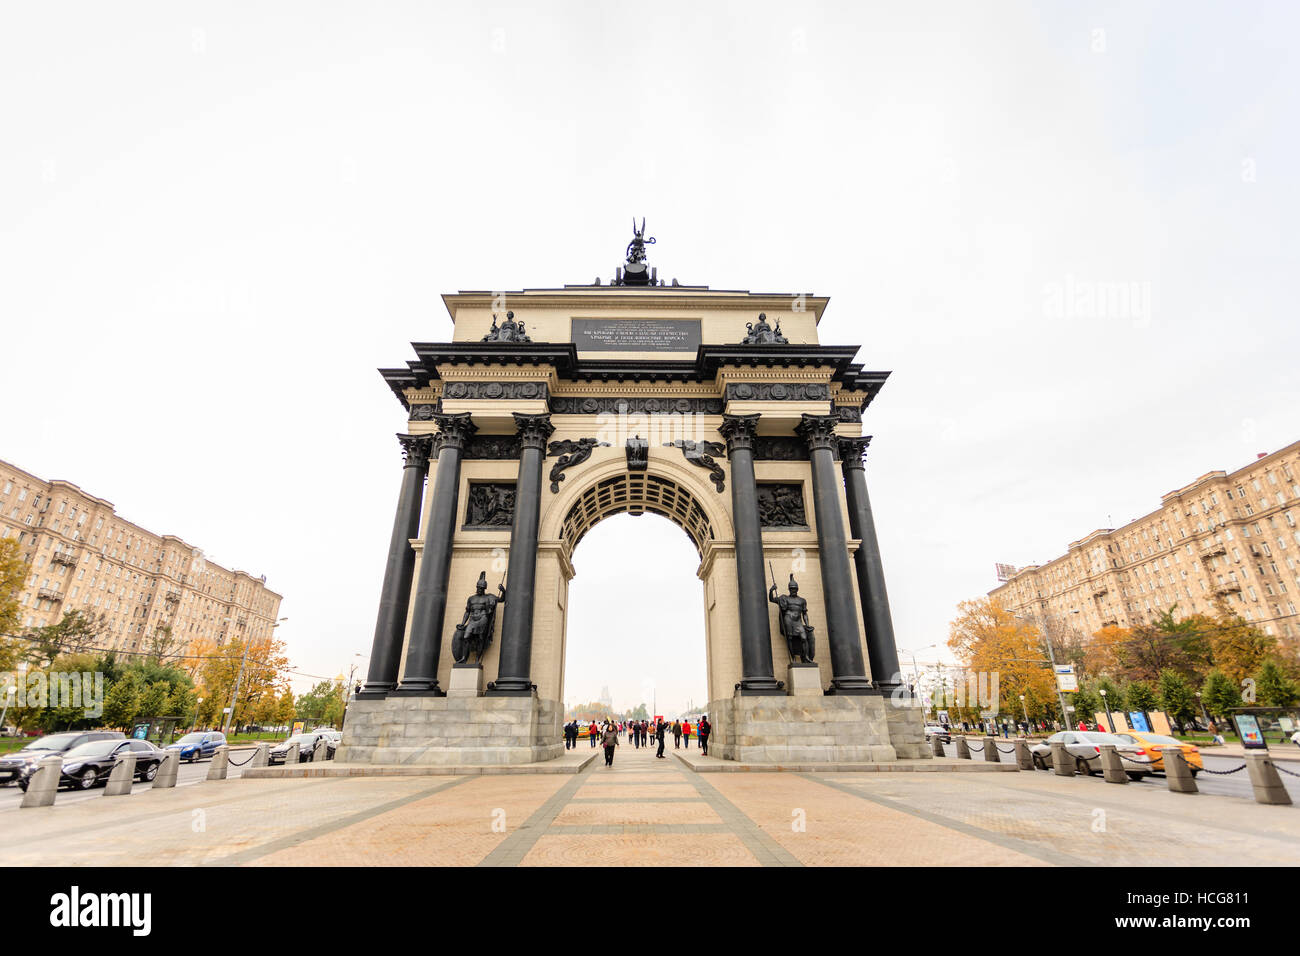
[
  {"x1": 336, "y1": 694, "x2": 563, "y2": 766},
  {"x1": 448, "y1": 664, "x2": 485, "y2": 699},
  {"x1": 786, "y1": 663, "x2": 823, "y2": 698},
  {"x1": 706, "y1": 689, "x2": 896, "y2": 764},
  {"x1": 882, "y1": 693, "x2": 930, "y2": 759}
]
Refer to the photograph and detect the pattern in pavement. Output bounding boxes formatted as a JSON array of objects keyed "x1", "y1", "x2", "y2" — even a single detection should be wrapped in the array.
[{"x1": 3, "y1": 743, "x2": 1298, "y2": 867}]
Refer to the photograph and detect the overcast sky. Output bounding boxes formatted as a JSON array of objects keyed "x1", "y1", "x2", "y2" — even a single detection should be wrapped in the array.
[{"x1": 2, "y1": 2, "x2": 1297, "y2": 714}]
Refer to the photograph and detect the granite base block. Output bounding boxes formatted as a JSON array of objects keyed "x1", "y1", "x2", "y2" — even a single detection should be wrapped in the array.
[{"x1": 337, "y1": 695, "x2": 563, "y2": 766}]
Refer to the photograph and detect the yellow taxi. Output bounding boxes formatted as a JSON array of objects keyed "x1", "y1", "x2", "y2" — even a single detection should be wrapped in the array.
[{"x1": 1115, "y1": 731, "x2": 1204, "y2": 775}]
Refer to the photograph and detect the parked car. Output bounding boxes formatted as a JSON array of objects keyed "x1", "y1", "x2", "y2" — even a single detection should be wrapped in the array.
[
  {"x1": 1028, "y1": 731, "x2": 1149, "y2": 779},
  {"x1": 164, "y1": 730, "x2": 227, "y2": 763},
  {"x1": 1114, "y1": 731, "x2": 1203, "y2": 775},
  {"x1": 268, "y1": 733, "x2": 330, "y2": 765},
  {"x1": 17, "y1": 738, "x2": 167, "y2": 791},
  {"x1": 0, "y1": 731, "x2": 125, "y2": 787},
  {"x1": 923, "y1": 725, "x2": 951, "y2": 744}
]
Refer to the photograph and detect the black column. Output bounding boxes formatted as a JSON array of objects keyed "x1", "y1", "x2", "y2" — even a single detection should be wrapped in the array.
[
  {"x1": 839, "y1": 436, "x2": 902, "y2": 689},
  {"x1": 718, "y1": 414, "x2": 783, "y2": 695},
  {"x1": 796, "y1": 414, "x2": 873, "y2": 694},
  {"x1": 357, "y1": 433, "x2": 433, "y2": 698},
  {"x1": 488, "y1": 412, "x2": 554, "y2": 696},
  {"x1": 394, "y1": 413, "x2": 476, "y2": 696}
]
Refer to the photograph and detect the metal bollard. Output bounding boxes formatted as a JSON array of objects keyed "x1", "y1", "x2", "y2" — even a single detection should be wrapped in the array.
[
  {"x1": 153, "y1": 750, "x2": 179, "y2": 789},
  {"x1": 1014, "y1": 738, "x2": 1034, "y2": 771},
  {"x1": 1244, "y1": 752, "x2": 1292, "y2": 806},
  {"x1": 931, "y1": 735, "x2": 945, "y2": 757},
  {"x1": 252, "y1": 742, "x2": 269, "y2": 768},
  {"x1": 285, "y1": 742, "x2": 300, "y2": 765},
  {"x1": 206, "y1": 745, "x2": 230, "y2": 781},
  {"x1": 1049, "y1": 740, "x2": 1074, "y2": 776},
  {"x1": 1162, "y1": 747, "x2": 1198, "y2": 793},
  {"x1": 1098, "y1": 744, "x2": 1128, "y2": 784},
  {"x1": 20, "y1": 755, "x2": 63, "y2": 808},
  {"x1": 982, "y1": 736, "x2": 999, "y2": 763},
  {"x1": 955, "y1": 737, "x2": 971, "y2": 759},
  {"x1": 103, "y1": 753, "x2": 138, "y2": 796}
]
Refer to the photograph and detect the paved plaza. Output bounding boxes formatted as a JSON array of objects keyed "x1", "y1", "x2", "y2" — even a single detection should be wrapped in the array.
[{"x1": 3, "y1": 744, "x2": 1299, "y2": 867}]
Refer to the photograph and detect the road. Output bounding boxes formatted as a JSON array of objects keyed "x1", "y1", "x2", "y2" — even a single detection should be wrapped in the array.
[
  {"x1": 968, "y1": 738, "x2": 1300, "y2": 803},
  {"x1": 0, "y1": 751, "x2": 252, "y2": 811}
]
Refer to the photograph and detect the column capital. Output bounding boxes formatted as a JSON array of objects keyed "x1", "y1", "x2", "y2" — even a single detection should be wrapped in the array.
[
  {"x1": 397, "y1": 433, "x2": 435, "y2": 469},
  {"x1": 513, "y1": 412, "x2": 555, "y2": 450},
  {"x1": 837, "y1": 435, "x2": 873, "y2": 471},
  {"x1": 718, "y1": 413, "x2": 761, "y2": 453},
  {"x1": 432, "y1": 412, "x2": 478, "y2": 451},
  {"x1": 796, "y1": 413, "x2": 840, "y2": 453}
]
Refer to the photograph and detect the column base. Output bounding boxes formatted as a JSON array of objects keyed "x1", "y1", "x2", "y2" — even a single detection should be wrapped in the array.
[
  {"x1": 736, "y1": 677, "x2": 786, "y2": 696},
  {"x1": 707, "y1": 691, "x2": 897, "y2": 763},
  {"x1": 485, "y1": 679, "x2": 537, "y2": 697},
  {"x1": 353, "y1": 686, "x2": 392, "y2": 700},
  {"x1": 825, "y1": 676, "x2": 876, "y2": 695},
  {"x1": 391, "y1": 679, "x2": 445, "y2": 698}
]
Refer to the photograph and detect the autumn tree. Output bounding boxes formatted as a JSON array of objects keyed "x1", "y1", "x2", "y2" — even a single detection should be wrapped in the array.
[
  {"x1": 1082, "y1": 626, "x2": 1130, "y2": 679},
  {"x1": 1206, "y1": 604, "x2": 1275, "y2": 685},
  {"x1": 947, "y1": 598, "x2": 1056, "y2": 721},
  {"x1": 0, "y1": 537, "x2": 28, "y2": 671}
]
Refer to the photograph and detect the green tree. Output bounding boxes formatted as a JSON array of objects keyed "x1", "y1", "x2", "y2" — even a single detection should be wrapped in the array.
[
  {"x1": 1073, "y1": 685, "x2": 1101, "y2": 728},
  {"x1": 1201, "y1": 670, "x2": 1241, "y2": 729},
  {"x1": 1157, "y1": 669, "x2": 1196, "y2": 733},
  {"x1": 137, "y1": 680, "x2": 171, "y2": 720},
  {"x1": 102, "y1": 672, "x2": 143, "y2": 729},
  {"x1": 1254, "y1": 658, "x2": 1300, "y2": 708},
  {"x1": 25, "y1": 609, "x2": 109, "y2": 663}
]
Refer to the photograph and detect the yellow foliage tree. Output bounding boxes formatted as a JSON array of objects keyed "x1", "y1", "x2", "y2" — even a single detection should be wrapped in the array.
[{"x1": 948, "y1": 598, "x2": 1058, "y2": 721}]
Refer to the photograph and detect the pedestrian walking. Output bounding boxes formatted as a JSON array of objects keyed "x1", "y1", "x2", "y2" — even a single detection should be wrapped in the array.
[
  {"x1": 655, "y1": 719, "x2": 667, "y2": 758},
  {"x1": 698, "y1": 715, "x2": 711, "y2": 756},
  {"x1": 602, "y1": 724, "x2": 619, "y2": 767},
  {"x1": 589, "y1": 722, "x2": 598, "y2": 748},
  {"x1": 682, "y1": 719, "x2": 692, "y2": 748},
  {"x1": 672, "y1": 720, "x2": 682, "y2": 749}
]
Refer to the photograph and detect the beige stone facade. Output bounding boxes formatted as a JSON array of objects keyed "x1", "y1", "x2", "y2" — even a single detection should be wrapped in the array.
[
  {"x1": 0, "y1": 458, "x2": 282, "y2": 656},
  {"x1": 990, "y1": 441, "x2": 1300, "y2": 643}
]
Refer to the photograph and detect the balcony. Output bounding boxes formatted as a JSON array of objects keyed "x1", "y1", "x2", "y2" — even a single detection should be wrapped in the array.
[
  {"x1": 1214, "y1": 583, "x2": 1242, "y2": 596},
  {"x1": 1200, "y1": 543, "x2": 1226, "y2": 559},
  {"x1": 163, "y1": 590, "x2": 181, "y2": 604},
  {"x1": 49, "y1": 550, "x2": 79, "y2": 567},
  {"x1": 37, "y1": 587, "x2": 64, "y2": 602}
]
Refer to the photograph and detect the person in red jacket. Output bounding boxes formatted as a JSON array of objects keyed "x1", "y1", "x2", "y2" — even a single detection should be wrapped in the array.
[{"x1": 682, "y1": 720, "x2": 692, "y2": 748}]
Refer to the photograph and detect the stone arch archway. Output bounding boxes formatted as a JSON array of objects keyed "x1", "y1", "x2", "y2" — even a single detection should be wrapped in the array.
[
  {"x1": 533, "y1": 455, "x2": 740, "y2": 716},
  {"x1": 342, "y1": 274, "x2": 926, "y2": 767}
]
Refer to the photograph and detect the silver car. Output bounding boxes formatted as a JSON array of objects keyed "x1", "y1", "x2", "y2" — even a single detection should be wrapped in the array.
[{"x1": 1029, "y1": 731, "x2": 1149, "y2": 779}]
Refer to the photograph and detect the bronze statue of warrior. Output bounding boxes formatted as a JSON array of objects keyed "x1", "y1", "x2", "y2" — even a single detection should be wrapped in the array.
[
  {"x1": 769, "y1": 573, "x2": 815, "y2": 663},
  {"x1": 451, "y1": 571, "x2": 506, "y2": 664}
]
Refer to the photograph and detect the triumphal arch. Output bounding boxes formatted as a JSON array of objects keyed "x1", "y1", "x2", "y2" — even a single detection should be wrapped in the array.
[{"x1": 337, "y1": 228, "x2": 927, "y2": 765}]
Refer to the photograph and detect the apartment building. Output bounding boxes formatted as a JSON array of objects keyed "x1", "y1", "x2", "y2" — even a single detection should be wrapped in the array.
[
  {"x1": 991, "y1": 441, "x2": 1300, "y2": 643},
  {"x1": 0, "y1": 457, "x2": 282, "y2": 656}
]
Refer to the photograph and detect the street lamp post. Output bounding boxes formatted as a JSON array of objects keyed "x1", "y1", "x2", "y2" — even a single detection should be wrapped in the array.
[
  {"x1": 1099, "y1": 688, "x2": 1115, "y2": 734},
  {"x1": 192, "y1": 697, "x2": 204, "y2": 731},
  {"x1": 1018, "y1": 693, "x2": 1029, "y2": 732}
]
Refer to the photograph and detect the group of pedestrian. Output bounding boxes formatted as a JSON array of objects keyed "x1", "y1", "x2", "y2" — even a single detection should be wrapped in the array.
[{"x1": 561, "y1": 715, "x2": 712, "y2": 767}]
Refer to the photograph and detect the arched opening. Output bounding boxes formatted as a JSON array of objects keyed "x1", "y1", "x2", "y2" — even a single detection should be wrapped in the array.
[
  {"x1": 562, "y1": 512, "x2": 708, "y2": 723},
  {"x1": 558, "y1": 472, "x2": 714, "y2": 723}
]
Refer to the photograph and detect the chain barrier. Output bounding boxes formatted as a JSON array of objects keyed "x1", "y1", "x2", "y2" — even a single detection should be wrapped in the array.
[
  {"x1": 996, "y1": 745, "x2": 1017, "y2": 755},
  {"x1": 965, "y1": 742, "x2": 984, "y2": 753},
  {"x1": 1117, "y1": 753, "x2": 1157, "y2": 765},
  {"x1": 1274, "y1": 763, "x2": 1300, "y2": 778},
  {"x1": 1198, "y1": 763, "x2": 1247, "y2": 775},
  {"x1": 226, "y1": 749, "x2": 261, "y2": 768}
]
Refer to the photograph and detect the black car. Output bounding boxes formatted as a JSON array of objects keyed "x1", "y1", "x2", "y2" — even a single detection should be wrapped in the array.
[
  {"x1": 268, "y1": 733, "x2": 331, "y2": 765},
  {"x1": 18, "y1": 738, "x2": 168, "y2": 791},
  {"x1": 0, "y1": 731, "x2": 125, "y2": 787}
]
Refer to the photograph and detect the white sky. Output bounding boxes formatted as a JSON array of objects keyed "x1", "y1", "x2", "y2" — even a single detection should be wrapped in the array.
[{"x1": 2, "y1": 2, "x2": 1297, "y2": 714}]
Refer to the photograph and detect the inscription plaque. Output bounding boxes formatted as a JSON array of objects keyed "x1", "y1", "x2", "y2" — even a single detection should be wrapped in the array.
[{"x1": 571, "y1": 318, "x2": 701, "y2": 353}]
